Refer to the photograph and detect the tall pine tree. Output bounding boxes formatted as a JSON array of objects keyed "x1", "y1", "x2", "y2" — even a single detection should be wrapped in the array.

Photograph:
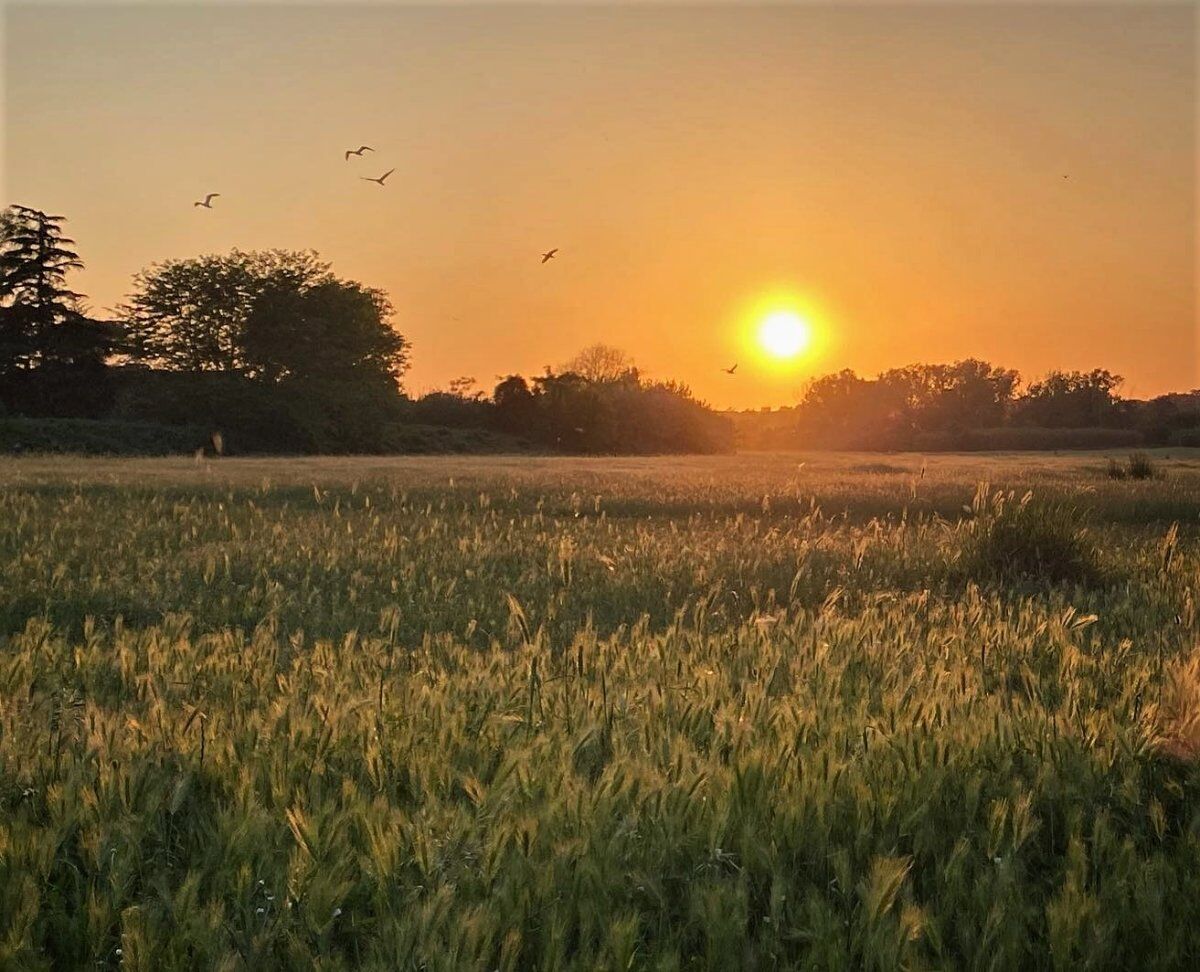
[{"x1": 0, "y1": 205, "x2": 113, "y2": 416}]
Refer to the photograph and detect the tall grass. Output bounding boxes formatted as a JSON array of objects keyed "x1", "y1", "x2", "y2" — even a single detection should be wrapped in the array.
[
  {"x1": 0, "y1": 453, "x2": 1198, "y2": 968},
  {"x1": 961, "y1": 485, "x2": 1100, "y2": 585}
]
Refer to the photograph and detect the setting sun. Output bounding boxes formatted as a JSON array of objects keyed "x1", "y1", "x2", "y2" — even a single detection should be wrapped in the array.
[{"x1": 757, "y1": 310, "x2": 812, "y2": 361}]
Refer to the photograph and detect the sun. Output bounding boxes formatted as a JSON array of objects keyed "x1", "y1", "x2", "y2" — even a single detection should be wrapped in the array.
[{"x1": 757, "y1": 310, "x2": 812, "y2": 360}]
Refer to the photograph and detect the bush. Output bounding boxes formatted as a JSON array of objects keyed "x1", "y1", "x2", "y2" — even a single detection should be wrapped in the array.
[
  {"x1": 962, "y1": 485, "x2": 1100, "y2": 585},
  {"x1": 111, "y1": 367, "x2": 409, "y2": 454},
  {"x1": 374, "y1": 423, "x2": 529, "y2": 454},
  {"x1": 403, "y1": 392, "x2": 493, "y2": 429},
  {"x1": 0, "y1": 417, "x2": 206, "y2": 455}
]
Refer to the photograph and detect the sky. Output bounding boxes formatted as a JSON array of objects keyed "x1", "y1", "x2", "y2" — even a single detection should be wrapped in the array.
[{"x1": 3, "y1": 0, "x2": 1196, "y2": 408}]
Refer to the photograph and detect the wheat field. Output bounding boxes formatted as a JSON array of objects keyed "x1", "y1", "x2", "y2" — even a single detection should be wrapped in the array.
[{"x1": 1, "y1": 451, "x2": 1199, "y2": 970}]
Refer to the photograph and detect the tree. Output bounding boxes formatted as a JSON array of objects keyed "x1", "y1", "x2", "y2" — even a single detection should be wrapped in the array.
[
  {"x1": 489, "y1": 368, "x2": 730, "y2": 454},
  {"x1": 243, "y1": 278, "x2": 408, "y2": 385},
  {"x1": 492, "y1": 375, "x2": 538, "y2": 435},
  {"x1": 881, "y1": 359, "x2": 1020, "y2": 431},
  {"x1": 1015, "y1": 369, "x2": 1123, "y2": 428},
  {"x1": 795, "y1": 370, "x2": 907, "y2": 447},
  {"x1": 122, "y1": 250, "x2": 345, "y2": 373},
  {"x1": 560, "y1": 343, "x2": 637, "y2": 383},
  {"x1": 0, "y1": 204, "x2": 113, "y2": 416}
]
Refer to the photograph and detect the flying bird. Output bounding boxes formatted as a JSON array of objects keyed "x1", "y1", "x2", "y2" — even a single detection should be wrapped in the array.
[
  {"x1": 344, "y1": 145, "x2": 374, "y2": 160},
  {"x1": 723, "y1": 364, "x2": 738, "y2": 375},
  {"x1": 193, "y1": 193, "x2": 220, "y2": 208},
  {"x1": 360, "y1": 168, "x2": 395, "y2": 186},
  {"x1": 541, "y1": 248, "x2": 558, "y2": 264}
]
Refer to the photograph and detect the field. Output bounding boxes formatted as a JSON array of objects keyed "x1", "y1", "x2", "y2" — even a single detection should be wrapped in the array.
[{"x1": 2, "y1": 450, "x2": 1200, "y2": 970}]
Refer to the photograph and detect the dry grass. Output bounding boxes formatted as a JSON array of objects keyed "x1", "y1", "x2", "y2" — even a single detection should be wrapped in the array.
[{"x1": 1155, "y1": 649, "x2": 1200, "y2": 762}]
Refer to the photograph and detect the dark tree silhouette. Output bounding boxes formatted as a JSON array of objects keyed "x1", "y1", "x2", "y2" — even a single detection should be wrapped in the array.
[
  {"x1": 486, "y1": 360, "x2": 731, "y2": 454},
  {"x1": 115, "y1": 248, "x2": 410, "y2": 453},
  {"x1": 0, "y1": 204, "x2": 113, "y2": 416},
  {"x1": 560, "y1": 344, "x2": 637, "y2": 383},
  {"x1": 120, "y1": 249, "x2": 332, "y2": 374},
  {"x1": 121, "y1": 249, "x2": 408, "y2": 387},
  {"x1": 880, "y1": 359, "x2": 1020, "y2": 432},
  {"x1": 244, "y1": 278, "x2": 407, "y2": 385},
  {"x1": 1015, "y1": 369, "x2": 1123, "y2": 428}
]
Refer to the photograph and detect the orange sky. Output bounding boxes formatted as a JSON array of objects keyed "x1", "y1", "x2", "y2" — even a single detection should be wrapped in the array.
[{"x1": 4, "y1": 1, "x2": 1195, "y2": 408}]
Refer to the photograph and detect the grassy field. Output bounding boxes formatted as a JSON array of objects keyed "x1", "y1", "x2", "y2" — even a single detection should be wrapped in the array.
[{"x1": 2, "y1": 450, "x2": 1199, "y2": 970}]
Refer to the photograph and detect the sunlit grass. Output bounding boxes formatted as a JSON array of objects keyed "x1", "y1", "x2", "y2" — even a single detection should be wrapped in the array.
[{"x1": 1, "y1": 451, "x2": 1199, "y2": 968}]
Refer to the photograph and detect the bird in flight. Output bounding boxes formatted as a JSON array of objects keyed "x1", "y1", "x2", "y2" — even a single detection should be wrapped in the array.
[
  {"x1": 723, "y1": 364, "x2": 738, "y2": 375},
  {"x1": 541, "y1": 248, "x2": 558, "y2": 264},
  {"x1": 344, "y1": 145, "x2": 374, "y2": 160},
  {"x1": 193, "y1": 193, "x2": 220, "y2": 209},
  {"x1": 361, "y1": 168, "x2": 395, "y2": 186}
]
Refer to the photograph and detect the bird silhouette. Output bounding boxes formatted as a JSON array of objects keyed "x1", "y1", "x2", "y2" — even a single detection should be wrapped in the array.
[
  {"x1": 193, "y1": 193, "x2": 220, "y2": 208},
  {"x1": 723, "y1": 364, "x2": 738, "y2": 375},
  {"x1": 344, "y1": 145, "x2": 374, "y2": 160},
  {"x1": 361, "y1": 168, "x2": 395, "y2": 186},
  {"x1": 541, "y1": 248, "x2": 558, "y2": 263}
]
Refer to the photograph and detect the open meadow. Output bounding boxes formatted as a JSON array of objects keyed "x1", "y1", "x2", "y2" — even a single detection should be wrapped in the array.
[{"x1": 2, "y1": 450, "x2": 1200, "y2": 970}]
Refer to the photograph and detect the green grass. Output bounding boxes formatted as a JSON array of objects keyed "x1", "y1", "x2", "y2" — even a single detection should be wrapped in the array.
[{"x1": 1, "y1": 450, "x2": 1199, "y2": 969}]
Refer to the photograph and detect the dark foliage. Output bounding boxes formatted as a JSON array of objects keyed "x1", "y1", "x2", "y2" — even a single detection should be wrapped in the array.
[
  {"x1": 0, "y1": 417, "x2": 207, "y2": 456},
  {"x1": 111, "y1": 367, "x2": 407, "y2": 454},
  {"x1": 0, "y1": 205, "x2": 115, "y2": 417},
  {"x1": 492, "y1": 371, "x2": 733, "y2": 454},
  {"x1": 403, "y1": 390, "x2": 494, "y2": 429},
  {"x1": 121, "y1": 249, "x2": 408, "y2": 385},
  {"x1": 734, "y1": 360, "x2": 1200, "y2": 452},
  {"x1": 1011, "y1": 369, "x2": 1124, "y2": 428}
]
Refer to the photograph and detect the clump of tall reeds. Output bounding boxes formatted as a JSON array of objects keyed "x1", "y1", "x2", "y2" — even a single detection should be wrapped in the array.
[
  {"x1": 1154, "y1": 649, "x2": 1200, "y2": 762},
  {"x1": 1105, "y1": 452, "x2": 1160, "y2": 481},
  {"x1": 961, "y1": 484, "x2": 1100, "y2": 585}
]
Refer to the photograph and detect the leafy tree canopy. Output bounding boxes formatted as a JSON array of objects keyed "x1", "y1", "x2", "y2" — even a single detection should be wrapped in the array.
[{"x1": 121, "y1": 249, "x2": 408, "y2": 387}]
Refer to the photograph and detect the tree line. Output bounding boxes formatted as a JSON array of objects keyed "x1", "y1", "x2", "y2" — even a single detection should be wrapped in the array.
[
  {"x1": 5, "y1": 204, "x2": 1196, "y2": 456},
  {"x1": 0, "y1": 205, "x2": 731, "y2": 454},
  {"x1": 732, "y1": 359, "x2": 1200, "y2": 451}
]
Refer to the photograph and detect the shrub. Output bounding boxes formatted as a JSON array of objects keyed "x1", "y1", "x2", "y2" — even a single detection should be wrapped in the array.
[
  {"x1": 962, "y1": 485, "x2": 1099, "y2": 585},
  {"x1": 0, "y1": 417, "x2": 206, "y2": 455},
  {"x1": 1126, "y1": 452, "x2": 1158, "y2": 480}
]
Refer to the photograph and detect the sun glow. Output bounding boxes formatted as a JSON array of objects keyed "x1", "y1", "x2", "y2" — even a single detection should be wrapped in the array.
[{"x1": 757, "y1": 310, "x2": 812, "y2": 361}]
